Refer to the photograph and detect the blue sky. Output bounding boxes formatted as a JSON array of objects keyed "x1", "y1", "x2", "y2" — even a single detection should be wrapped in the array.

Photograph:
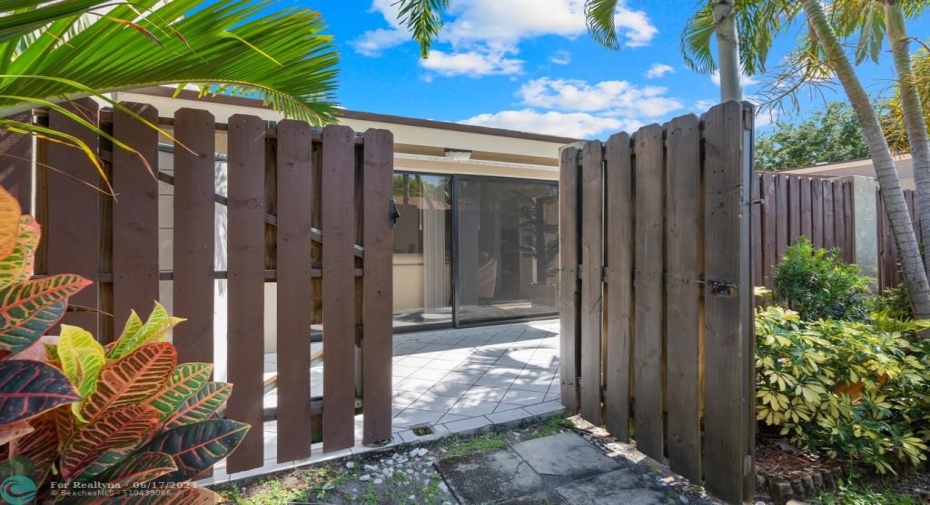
[{"x1": 307, "y1": 1, "x2": 929, "y2": 139}]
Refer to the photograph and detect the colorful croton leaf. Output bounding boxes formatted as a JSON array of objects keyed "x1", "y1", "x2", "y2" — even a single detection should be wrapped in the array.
[
  {"x1": 0, "y1": 187, "x2": 22, "y2": 259},
  {"x1": 162, "y1": 381, "x2": 233, "y2": 430},
  {"x1": 107, "y1": 302, "x2": 184, "y2": 361},
  {"x1": 0, "y1": 359, "x2": 81, "y2": 425},
  {"x1": 16, "y1": 412, "x2": 58, "y2": 486},
  {"x1": 0, "y1": 275, "x2": 91, "y2": 354},
  {"x1": 143, "y1": 363, "x2": 213, "y2": 421},
  {"x1": 80, "y1": 342, "x2": 176, "y2": 423},
  {"x1": 144, "y1": 419, "x2": 250, "y2": 482},
  {"x1": 59, "y1": 404, "x2": 161, "y2": 480},
  {"x1": 89, "y1": 452, "x2": 177, "y2": 494},
  {"x1": 57, "y1": 325, "x2": 106, "y2": 417},
  {"x1": 0, "y1": 216, "x2": 40, "y2": 290}
]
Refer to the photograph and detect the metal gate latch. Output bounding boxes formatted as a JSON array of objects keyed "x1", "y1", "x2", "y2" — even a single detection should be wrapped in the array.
[{"x1": 390, "y1": 199, "x2": 401, "y2": 229}]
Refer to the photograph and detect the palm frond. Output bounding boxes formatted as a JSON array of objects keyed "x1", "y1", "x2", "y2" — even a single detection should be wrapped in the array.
[
  {"x1": 396, "y1": 0, "x2": 449, "y2": 59},
  {"x1": 0, "y1": 0, "x2": 339, "y2": 125},
  {"x1": 681, "y1": 5, "x2": 717, "y2": 74},
  {"x1": 584, "y1": 0, "x2": 620, "y2": 50}
]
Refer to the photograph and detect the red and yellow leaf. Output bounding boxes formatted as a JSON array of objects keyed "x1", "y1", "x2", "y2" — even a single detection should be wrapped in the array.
[
  {"x1": 163, "y1": 382, "x2": 232, "y2": 430},
  {"x1": 0, "y1": 187, "x2": 22, "y2": 259},
  {"x1": 60, "y1": 404, "x2": 160, "y2": 480},
  {"x1": 107, "y1": 303, "x2": 183, "y2": 361},
  {"x1": 0, "y1": 274, "x2": 91, "y2": 354},
  {"x1": 144, "y1": 419, "x2": 250, "y2": 482},
  {"x1": 144, "y1": 363, "x2": 212, "y2": 421},
  {"x1": 0, "y1": 359, "x2": 80, "y2": 425},
  {"x1": 17, "y1": 412, "x2": 58, "y2": 486},
  {"x1": 81, "y1": 343, "x2": 176, "y2": 423},
  {"x1": 0, "y1": 216, "x2": 40, "y2": 290},
  {"x1": 89, "y1": 452, "x2": 176, "y2": 495}
]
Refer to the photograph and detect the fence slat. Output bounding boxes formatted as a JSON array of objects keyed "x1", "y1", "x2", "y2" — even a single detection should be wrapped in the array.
[
  {"x1": 800, "y1": 177, "x2": 812, "y2": 240},
  {"x1": 823, "y1": 180, "x2": 835, "y2": 249},
  {"x1": 811, "y1": 178, "x2": 824, "y2": 249},
  {"x1": 173, "y1": 109, "x2": 216, "y2": 369},
  {"x1": 834, "y1": 181, "x2": 847, "y2": 258},
  {"x1": 664, "y1": 115, "x2": 701, "y2": 483},
  {"x1": 579, "y1": 140, "x2": 603, "y2": 425},
  {"x1": 702, "y1": 102, "x2": 751, "y2": 504},
  {"x1": 276, "y1": 120, "x2": 314, "y2": 463},
  {"x1": 112, "y1": 103, "x2": 159, "y2": 330},
  {"x1": 604, "y1": 132, "x2": 632, "y2": 441},
  {"x1": 844, "y1": 182, "x2": 855, "y2": 263},
  {"x1": 0, "y1": 113, "x2": 33, "y2": 212},
  {"x1": 751, "y1": 172, "x2": 763, "y2": 292},
  {"x1": 362, "y1": 129, "x2": 394, "y2": 445},
  {"x1": 776, "y1": 175, "x2": 788, "y2": 261},
  {"x1": 632, "y1": 124, "x2": 664, "y2": 461},
  {"x1": 46, "y1": 99, "x2": 100, "y2": 334},
  {"x1": 321, "y1": 124, "x2": 357, "y2": 452},
  {"x1": 762, "y1": 174, "x2": 777, "y2": 285},
  {"x1": 788, "y1": 176, "x2": 801, "y2": 246},
  {"x1": 559, "y1": 147, "x2": 581, "y2": 412},
  {"x1": 226, "y1": 115, "x2": 267, "y2": 473}
]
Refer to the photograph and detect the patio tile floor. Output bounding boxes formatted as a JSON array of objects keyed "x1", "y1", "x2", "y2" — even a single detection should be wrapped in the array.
[{"x1": 200, "y1": 319, "x2": 562, "y2": 486}]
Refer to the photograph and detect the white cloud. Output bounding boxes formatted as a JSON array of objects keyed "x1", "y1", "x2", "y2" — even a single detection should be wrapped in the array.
[
  {"x1": 711, "y1": 70, "x2": 761, "y2": 87},
  {"x1": 693, "y1": 99, "x2": 718, "y2": 112},
  {"x1": 549, "y1": 50, "x2": 572, "y2": 65},
  {"x1": 354, "y1": 0, "x2": 657, "y2": 61},
  {"x1": 420, "y1": 48, "x2": 524, "y2": 77},
  {"x1": 518, "y1": 78, "x2": 684, "y2": 117},
  {"x1": 461, "y1": 109, "x2": 639, "y2": 138},
  {"x1": 644, "y1": 63, "x2": 674, "y2": 79}
]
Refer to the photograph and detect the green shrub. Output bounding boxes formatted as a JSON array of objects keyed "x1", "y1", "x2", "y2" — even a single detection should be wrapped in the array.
[
  {"x1": 873, "y1": 285, "x2": 913, "y2": 321},
  {"x1": 755, "y1": 306, "x2": 930, "y2": 474},
  {"x1": 771, "y1": 237, "x2": 872, "y2": 321}
]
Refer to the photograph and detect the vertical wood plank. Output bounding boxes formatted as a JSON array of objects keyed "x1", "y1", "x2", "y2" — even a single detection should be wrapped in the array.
[
  {"x1": 172, "y1": 109, "x2": 215, "y2": 368},
  {"x1": 844, "y1": 182, "x2": 855, "y2": 263},
  {"x1": 579, "y1": 140, "x2": 603, "y2": 425},
  {"x1": 0, "y1": 113, "x2": 34, "y2": 212},
  {"x1": 665, "y1": 115, "x2": 701, "y2": 482},
  {"x1": 788, "y1": 176, "x2": 801, "y2": 245},
  {"x1": 702, "y1": 102, "x2": 750, "y2": 504},
  {"x1": 751, "y1": 172, "x2": 763, "y2": 294},
  {"x1": 46, "y1": 99, "x2": 100, "y2": 333},
  {"x1": 225, "y1": 115, "x2": 266, "y2": 473},
  {"x1": 633, "y1": 124, "x2": 664, "y2": 461},
  {"x1": 559, "y1": 146, "x2": 581, "y2": 412},
  {"x1": 112, "y1": 103, "x2": 159, "y2": 329},
  {"x1": 362, "y1": 129, "x2": 394, "y2": 445},
  {"x1": 762, "y1": 174, "x2": 777, "y2": 287},
  {"x1": 800, "y1": 177, "x2": 812, "y2": 240},
  {"x1": 776, "y1": 175, "x2": 789, "y2": 261},
  {"x1": 276, "y1": 120, "x2": 314, "y2": 463},
  {"x1": 811, "y1": 177, "x2": 824, "y2": 249},
  {"x1": 823, "y1": 180, "x2": 835, "y2": 250},
  {"x1": 834, "y1": 181, "x2": 847, "y2": 259},
  {"x1": 604, "y1": 133, "x2": 632, "y2": 441},
  {"x1": 322, "y1": 125, "x2": 357, "y2": 452}
]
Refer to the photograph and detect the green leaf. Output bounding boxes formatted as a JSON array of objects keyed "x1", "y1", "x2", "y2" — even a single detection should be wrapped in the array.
[
  {"x1": 0, "y1": 274, "x2": 91, "y2": 354},
  {"x1": 143, "y1": 419, "x2": 250, "y2": 482},
  {"x1": 108, "y1": 302, "x2": 183, "y2": 360},
  {"x1": 57, "y1": 325, "x2": 105, "y2": 402},
  {"x1": 143, "y1": 363, "x2": 212, "y2": 421},
  {"x1": 81, "y1": 343, "x2": 176, "y2": 423},
  {"x1": 163, "y1": 382, "x2": 232, "y2": 430},
  {"x1": 0, "y1": 359, "x2": 80, "y2": 425},
  {"x1": 60, "y1": 404, "x2": 160, "y2": 480}
]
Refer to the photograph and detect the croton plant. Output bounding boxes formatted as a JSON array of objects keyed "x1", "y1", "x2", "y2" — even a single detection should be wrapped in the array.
[{"x1": 0, "y1": 187, "x2": 248, "y2": 504}]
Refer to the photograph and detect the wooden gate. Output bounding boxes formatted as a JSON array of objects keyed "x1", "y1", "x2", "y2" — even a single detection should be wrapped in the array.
[
  {"x1": 559, "y1": 101, "x2": 755, "y2": 503},
  {"x1": 0, "y1": 99, "x2": 394, "y2": 475}
]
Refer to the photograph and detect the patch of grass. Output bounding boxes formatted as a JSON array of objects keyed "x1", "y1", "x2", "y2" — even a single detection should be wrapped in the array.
[
  {"x1": 814, "y1": 482, "x2": 922, "y2": 505},
  {"x1": 525, "y1": 415, "x2": 571, "y2": 440},
  {"x1": 442, "y1": 432, "x2": 508, "y2": 458},
  {"x1": 217, "y1": 479, "x2": 307, "y2": 505}
]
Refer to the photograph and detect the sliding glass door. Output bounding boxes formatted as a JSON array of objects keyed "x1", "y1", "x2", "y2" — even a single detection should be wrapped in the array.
[{"x1": 391, "y1": 172, "x2": 558, "y2": 330}]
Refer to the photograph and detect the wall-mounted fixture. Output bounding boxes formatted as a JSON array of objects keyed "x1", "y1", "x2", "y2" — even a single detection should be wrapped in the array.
[{"x1": 444, "y1": 148, "x2": 472, "y2": 162}]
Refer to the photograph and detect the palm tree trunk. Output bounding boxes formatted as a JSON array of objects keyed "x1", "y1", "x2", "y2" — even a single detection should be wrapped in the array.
[
  {"x1": 712, "y1": 0, "x2": 742, "y2": 102},
  {"x1": 883, "y1": 0, "x2": 930, "y2": 277},
  {"x1": 800, "y1": 0, "x2": 930, "y2": 321}
]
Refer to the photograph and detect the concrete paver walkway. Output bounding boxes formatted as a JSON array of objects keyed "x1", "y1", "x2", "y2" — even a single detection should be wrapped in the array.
[{"x1": 437, "y1": 432, "x2": 669, "y2": 504}]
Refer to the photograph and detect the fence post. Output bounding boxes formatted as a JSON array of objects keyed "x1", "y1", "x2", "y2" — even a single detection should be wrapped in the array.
[{"x1": 838, "y1": 176, "x2": 879, "y2": 288}]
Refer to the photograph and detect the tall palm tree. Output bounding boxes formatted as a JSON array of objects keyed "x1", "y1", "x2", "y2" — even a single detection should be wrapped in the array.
[{"x1": 1, "y1": 0, "x2": 339, "y2": 162}]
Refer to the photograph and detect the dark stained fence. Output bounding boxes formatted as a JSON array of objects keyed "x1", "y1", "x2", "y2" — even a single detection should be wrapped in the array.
[
  {"x1": 877, "y1": 188, "x2": 922, "y2": 291},
  {"x1": 559, "y1": 102, "x2": 756, "y2": 503},
  {"x1": 15, "y1": 102, "x2": 394, "y2": 475},
  {"x1": 750, "y1": 172, "x2": 854, "y2": 290}
]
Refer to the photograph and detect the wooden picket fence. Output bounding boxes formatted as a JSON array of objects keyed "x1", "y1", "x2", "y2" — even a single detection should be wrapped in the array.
[
  {"x1": 559, "y1": 101, "x2": 755, "y2": 503},
  {"x1": 0, "y1": 99, "x2": 394, "y2": 474}
]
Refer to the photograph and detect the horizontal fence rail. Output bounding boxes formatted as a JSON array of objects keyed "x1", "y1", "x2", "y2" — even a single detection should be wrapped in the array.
[
  {"x1": 5, "y1": 100, "x2": 394, "y2": 475},
  {"x1": 559, "y1": 101, "x2": 755, "y2": 504}
]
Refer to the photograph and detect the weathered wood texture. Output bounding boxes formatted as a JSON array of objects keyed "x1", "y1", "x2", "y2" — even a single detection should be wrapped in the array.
[
  {"x1": 559, "y1": 102, "x2": 755, "y2": 503},
  {"x1": 18, "y1": 103, "x2": 394, "y2": 475}
]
